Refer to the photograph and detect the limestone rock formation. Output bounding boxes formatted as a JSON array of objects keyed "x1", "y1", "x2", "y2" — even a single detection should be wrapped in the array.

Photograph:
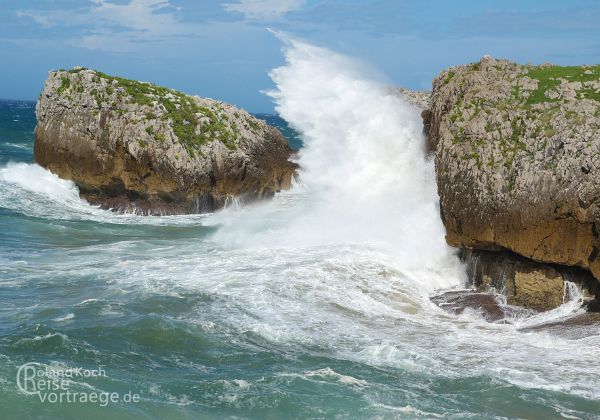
[
  {"x1": 34, "y1": 67, "x2": 297, "y2": 214},
  {"x1": 425, "y1": 56, "x2": 600, "y2": 287},
  {"x1": 391, "y1": 87, "x2": 430, "y2": 110},
  {"x1": 461, "y1": 250, "x2": 598, "y2": 311}
]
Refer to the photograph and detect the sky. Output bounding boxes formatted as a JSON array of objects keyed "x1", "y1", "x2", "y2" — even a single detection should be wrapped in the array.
[{"x1": 1, "y1": 0, "x2": 600, "y2": 112}]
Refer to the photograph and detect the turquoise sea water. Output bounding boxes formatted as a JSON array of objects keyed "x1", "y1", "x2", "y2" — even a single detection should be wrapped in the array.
[{"x1": 1, "y1": 79, "x2": 600, "y2": 419}]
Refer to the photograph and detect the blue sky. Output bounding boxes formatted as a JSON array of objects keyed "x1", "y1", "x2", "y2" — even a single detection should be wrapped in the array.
[{"x1": 1, "y1": 0, "x2": 600, "y2": 112}]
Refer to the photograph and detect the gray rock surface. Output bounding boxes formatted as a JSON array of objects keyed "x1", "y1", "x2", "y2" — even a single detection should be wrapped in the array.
[
  {"x1": 425, "y1": 56, "x2": 600, "y2": 284},
  {"x1": 391, "y1": 87, "x2": 430, "y2": 109},
  {"x1": 34, "y1": 67, "x2": 297, "y2": 214}
]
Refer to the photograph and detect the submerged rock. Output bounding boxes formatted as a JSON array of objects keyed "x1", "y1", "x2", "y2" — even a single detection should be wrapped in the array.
[
  {"x1": 431, "y1": 290, "x2": 522, "y2": 322},
  {"x1": 518, "y1": 313, "x2": 600, "y2": 339},
  {"x1": 432, "y1": 288, "x2": 600, "y2": 337},
  {"x1": 34, "y1": 68, "x2": 297, "y2": 214},
  {"x1": 424, "y1": 56, "x2": 600, "y2": 306}
]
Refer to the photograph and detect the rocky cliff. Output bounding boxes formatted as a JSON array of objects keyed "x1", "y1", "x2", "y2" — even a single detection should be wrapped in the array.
[
  {"x1": 34, "y1": 67, "x2": 297, "y2": 214},
  {"x1": 391, "y1": 87, "x2": 430, "y2": 110},
  {"x1": 424, "y1": 56, "x2": 600, "y2": 309}
]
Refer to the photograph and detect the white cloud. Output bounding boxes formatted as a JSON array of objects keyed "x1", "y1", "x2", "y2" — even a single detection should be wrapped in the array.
[
  {"x1": 15, "y1": 0, "x2": 301, "y2": 53},
  {"x1": 16, "y1": 0, "x2": 187, "y2": 34},
  {"x1": 88, "y1": 0, "x2": 181, "y2": 36},
  {"x1": 223, "y1": 0, "x2": 305, "y2": 20},
  {"x1": 15, "y1": 10, "x2": 55, "y2": 28},
  {"x1": 15, "y1": 0, "x2": 200, "y2": 52}
]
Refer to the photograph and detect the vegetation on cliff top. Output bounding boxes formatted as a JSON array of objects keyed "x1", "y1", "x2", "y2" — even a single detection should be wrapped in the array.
[
  {"x1": 525, "y1": 64, "x2": 600, "y2": 104},
  {"x1": 56, "y1": 67, "x2": 247, "y2": 153},
  {"x1": 441, "y1": 60, "x2": 600, "y2": 171}
]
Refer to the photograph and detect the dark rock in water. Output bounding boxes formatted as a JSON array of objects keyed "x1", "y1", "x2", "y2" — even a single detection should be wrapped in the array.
[
  {"x1": 518, "y1": 313, "x2": 600, "y2": 340},
  {"x1": 461, "y1": 249, "x2": 598, "y2": 312},
  {"x1": 34, "y1": 67, "x2": 298, "y2": 215},
  {"x1": 432, "y1": 289, "x2": 600, "y2": 339},
  {"x1": 587, "y1": 297, "x2": 600, "y2": 312},
  {"x1": 431, "y1": 290, "x2": 531, "y2": 322}
]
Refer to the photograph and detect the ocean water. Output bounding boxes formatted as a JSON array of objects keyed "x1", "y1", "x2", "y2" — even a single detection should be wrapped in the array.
[
  {"x1": 1, "y1": 40, "x2": 600, "y2": 420},
  {"x1": 255, "y1": 113, "x2": 303, "y2": 150}
]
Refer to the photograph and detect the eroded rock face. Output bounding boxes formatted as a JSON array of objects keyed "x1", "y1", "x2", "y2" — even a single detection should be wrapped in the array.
[
  {"x1": 426, "y1": 57, "x2": 600, "y2": 281},
  {"x1": 35, "y1": 68, "x2": 297, "y2": 214},
  {"x1": 462, "y1": 250, "x2": 598, "y2": 311}
]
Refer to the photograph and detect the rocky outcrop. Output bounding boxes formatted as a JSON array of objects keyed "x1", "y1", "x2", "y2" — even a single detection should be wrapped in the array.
[
  {"x1": 461, "y1": 250, "x2": 598, "y2": 311},
  {"x1": 34, "y1": 67, "x2": 297, "y2": 214},
  {"x1": 431, "y1": 290, "x2": 529, "y2": 322},
  {"x1": 433, "y1": 287, "x2": 600, "y2": 337},
  {"x1": 424, "y1": 56, "x2": 600, "y2": 301},
  {"x1": 391, "y1": 87, "x2": 430, "y2": 110}
]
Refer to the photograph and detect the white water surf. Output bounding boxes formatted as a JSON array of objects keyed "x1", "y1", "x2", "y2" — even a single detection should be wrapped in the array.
[{"x1": 209, "y1": 36, "x2": 465, "y2": 294}]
